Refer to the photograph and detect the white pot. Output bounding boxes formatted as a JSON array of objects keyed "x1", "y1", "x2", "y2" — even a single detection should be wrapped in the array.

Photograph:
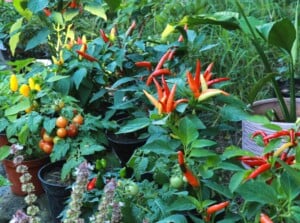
[{"x1": 242, "y1": 98, "x2": 300, "y2": 155}]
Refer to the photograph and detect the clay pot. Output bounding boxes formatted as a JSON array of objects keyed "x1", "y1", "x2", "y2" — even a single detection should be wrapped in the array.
[{"x1": 2, "y1": 156, "x2": 50, "y2": 196}]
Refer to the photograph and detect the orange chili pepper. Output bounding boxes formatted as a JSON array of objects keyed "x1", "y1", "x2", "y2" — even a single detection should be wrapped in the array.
[
  {"x1": 154, "y1": 49, "x2": 172, "y2": 70},
  {"x1": 206, "y1": 201, "x2": 230, "y2": 215},
  {"x1": 135, "y1": 61, "x2": 152, "y2": 71},
  {"x1": 246, "y1": 163, "x2": 271, "y2": 180}
]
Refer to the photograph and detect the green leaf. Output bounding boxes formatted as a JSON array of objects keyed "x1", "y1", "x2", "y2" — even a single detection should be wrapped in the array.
[
  {"x1": 229, "y1": 171, "x2": 246, "y2": 193},
  {"x1": 140, "y1": 140, "x2": 174, "y2": 155},
  {"x1": 278, "y1": 160, "x2": 300, "y2": 186},
  {"x1": 190, "y1": 148, "x2": 217, "y2": 158},
  {"x1": 28, "y1": 112, "x2": 43, "y2": 132},
  {"x1": 177, "y1": 117, "x2": 199, "y2": 147},
  {"x1": 157, "y1": 214, "x2": 188, "y2": 223},
  {"x1": 47, "y1": 75, "x2": 69, "y2": 82},
  {"x1": 191, "y1": 139, "x2": 216, "y2": 148},
  {"x1": 18, "y1": 125, "x2": 29, "y2": 145},
  {"x1": 51, "y1": 11, "x2": 64, "y2": 25},
  {"x1": 221, "y1": 145, "x2": 254, "y2": 160},
  {"x1": 116, "y1": 118, "x2": 150, "y2": 134},
  {"x1": 104, "y1": 0, "x2": 121, "y2": 11},
  {"x1": 165, "y1": 197, "x2": 195, "y2": 212},
  {"x1": 205, "y1": 180, "x2": 233, "y2": 198},
  {"x1": 236, "y1": 181, "x2": 278, "y2": 204},
  {"x1": 280, "y1": 172, "x2": 300, "y2": 200},
  {"x1": 162, "y1": 11, "x2": 240, "y2": 39},
  {"x1": 50, "y1": 141, "x2": 70, "y2": 162},
  {"x1": 256, "y1": 18, "x2": 296, "y2": 53},
  {"x1": 80, "y1": 144, "x2": 105, "y2": 155},
  {"x1": 25, "y1": 28, "x2": 50, "y2": 51},
  {"x1": 63, "y1": 9, "x2": 79, "y2": 22},
  {"x1": 28, "y1": 0, "x2": 48, "y2": 13},
  {"x1": 111, "y1": 77, "x2": 136, "y2": 89},
  {"x1": 61, "y1": 157, "x2": 84, "y2": 180},
  {"x1": 9, "y1": 18, "x2": 23, "y2": 56},
  {"x1": 4, "y1": 98, "x2": 30, "y2": 116},
  {"x1": 43, "y1": 117, "x2": 56, "y2": 134},
  {"x1": 84, "y1": 3, "x2": 107, "y2": 20},
  {"x1": 13, "y1": 0, "x2": 32, "y2": 20},
  {"x1": 89, "y1": 89, "x2": 107, "y2": 103},
  {"x1": 0, "y1": 145, "x2": 10, "y2": 160},
  {"x1": 73, "y1": 67, "x2": 87, "y2": 90},
  {"x1": 220, "y1": 105, "x2": 252, "y2": 121},
  {"x1": 0, "y1": 118, "x2": 9, "y2": 133},
  {"x1": 0, "y1": 174, "x2": 10, "y2": 186}
]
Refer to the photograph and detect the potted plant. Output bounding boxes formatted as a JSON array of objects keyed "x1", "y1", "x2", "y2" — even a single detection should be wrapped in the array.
[{"x1": 162, "y1": 0, "x2": 299, "y2": 155}]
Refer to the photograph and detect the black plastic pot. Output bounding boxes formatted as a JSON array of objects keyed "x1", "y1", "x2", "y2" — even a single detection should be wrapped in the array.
[
  {"x1": 106, "y1": 132, "x2": 147, "y2": 166},
  {"x1": 38, "y1": 161, "x2": 72, "y2": 223}
]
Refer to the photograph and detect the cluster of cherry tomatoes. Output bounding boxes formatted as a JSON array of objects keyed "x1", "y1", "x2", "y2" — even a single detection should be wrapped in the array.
[{"x1": 39, "y1": 114, "x2": 84, "y2": 154}]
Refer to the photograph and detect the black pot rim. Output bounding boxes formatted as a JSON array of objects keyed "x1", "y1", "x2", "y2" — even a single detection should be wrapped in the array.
[{"x1": 38, "y1": 160, "x2": 69, "y2": 188}]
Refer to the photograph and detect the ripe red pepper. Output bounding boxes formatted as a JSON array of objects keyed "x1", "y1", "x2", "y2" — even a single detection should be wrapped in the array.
[
  {"x1": 43, "y1": 8, "x2": 51, "y2": 17},
  {"x1": 206, "y1": 201, "x2": 230, "y2": 215},
  {"x1": 177, "y1": 151, "x2": 200, "y2": 187},
  {"x1": 260, "y1": 213, "x2": 273, "y2": 223},
  {"x1": 100, "y1": 29, "x2": 110, "y2": 43},
  {"x1": 87, "y1": 177, "x2": 97, "y2": 191},
  {"x1": 154, "y1": 50, "x2": 172, "y2": 70},
  {"x1": 125, "y1": 20, "x2": 137, "y2": 36},
  {"x1": 246, "y1": 163, "x2": 271, "y2": 180},
  {"x1": 146, "y1": 68, "x2": 171, "y2": 86},
  {"x1": 76, "y1": 50, "x2": 98, "y2": 62},
  {"x1": 207, "y1": 77, "x2": 230, "y2": 87},
  {"x1": 135, "y1": 61, "x2": 152, "y2": 70}
]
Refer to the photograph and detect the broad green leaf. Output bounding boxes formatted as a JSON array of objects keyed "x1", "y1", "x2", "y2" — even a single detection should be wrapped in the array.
[
  {"x1": 61, "y1": 157, "x2": 84, "y2": 180},
  {"x1": 28, "y1": 0, "x2": 48, "y2": 13},
  {"x1": 89, "y1": 89, "x2": 107, "y2": 103},
  {"x1": 104, "y1": 0, "x2": 121, "y2": 11},
  {"x1": 177, "y1": 117, "x2": 199, "y2": 147},
  {"x1": 63, "y1": 9, "x2": 79, "y2": 22},
  {"x1": 157, "y1": 214, "x2": 188, "y2": 223},
  {"x1": 25, "y1": 28, "x2": 50, "y2": 51},
  {"x1": 220, "y1": 105, "x2": 252, "y2": 122},
  {"x1": 236, "y1": 181, "x2": 278, "y2": 204},
  {"x1": 191, "y1": 139, "x2": 216, "y2": 148},
  {"x1": 43, "y1": 117, "x2": 56, "y2": 134},
  {"x1": 0, "y1": 145, "x2": 10, "y2": 160},
  {"x1": 73, "y1": 67, "x2": 87, "y2": 90},
  {"x1": 280, "y1": 172, "x2": 300, "y2": 200},
  {"x1": 51, "y1": 11, "x2": 64, "y2": 25},
  {"x1": 80, "y1": 144, "x2": 105, "y2": 155},
  {"x1": 165, "y1": 197, "x2": 195, "y2": 212},
  {"x1": 18, "y1": 125, "x2": 29, "y2": 145},
  {"x1": 47, "y1": 75, "x2": 70, "y2": 82},
  {"x1": 28, "y1": 112, "x2": 43, "y2": 132},
  {"x1": 221, "y1": 145, "x2": 254, "y2": 160},
  {"x1": 4, "y1": 98, "x2": 30, "y2": 116},
  {"x1": 162, "y1": 11, "x2": 240, "y2": 39},
  {"x1": 140, "y1": 140, "x2": 174, "y2": 155},
  {"x1": 13, "y1": 0, "x2": 32, "y2": 20},
  {"x1": 50, "y1": 141, "x2": 70, "y2": 162},
  {"x1": 84, "y1": 3, "x2": 107, "y2": 20},
  {"x1": 256, "y1": 18, "x2": 296, "y2": 53},
  {"x1": 190, "y1": 148, "x2": 217, "y2": 158},
  {"x1": 0, "y1": 118, "x2": 9, "y2": 133},
  {"x1": 9, "y1": 18, "x2": 23, "y2": 56},
  {"x1": 116, "y1": 117, "x2": 150, "y2": 134},
  {"x1": 278, "y1": 160, "x2": 300, "y2": 186},
  {"x1": 111, "y1": 77, "x2": 136, "y2": 89},
  {"x1": 205, "y1": 180, "x2": 233, "y2": 198},
  {"x1": 229, "y1": 171, "x2": 246, "y2": 193}
]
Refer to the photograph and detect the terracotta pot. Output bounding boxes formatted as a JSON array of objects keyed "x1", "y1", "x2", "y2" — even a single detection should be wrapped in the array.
[
  {"x1": 2, "y1": 156, "x2": 50, "y2": 196},
  {"x1": 242, "y1": 98, "x2": 300, "y2": 155},
  {"x1": 0, "y1": 133, "x2": 8, "y2": 147}
]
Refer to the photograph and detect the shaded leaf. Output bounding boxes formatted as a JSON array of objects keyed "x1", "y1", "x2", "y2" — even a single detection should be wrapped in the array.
[{"x1": 28, "y1": 0, "x2": 48, "y2": 13}]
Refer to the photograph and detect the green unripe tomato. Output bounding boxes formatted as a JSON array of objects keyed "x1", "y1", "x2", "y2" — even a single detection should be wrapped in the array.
[{"x1": 170, "y1": 175, "x2": 184, "y2": 188}]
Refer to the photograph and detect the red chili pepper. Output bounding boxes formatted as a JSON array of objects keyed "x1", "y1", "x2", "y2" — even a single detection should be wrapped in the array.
[
  {"x1": 125, "y1": 20, "x2": 137, "y2": 36},
  {"x1": 100, "y1": 29, "x2": 110, "y2": 43},
  {"x1": 76, "y1": 50, "x2": 98, "y2": 62},
  {"x1": 206, "y1": 201, "x2": 230, "y2": 215},
  {"x1": 246, "y1": 163, "x2": 271, "y2": 180},
  {"x1": 87, "y1": 177, "x2": 97, "y2": 191},
  {"x1": 153, "y1": 78, "x2": 163, "y2": 100},
  {"x1": 207, "y1": 77, "x2": 230, "y2": 86},
  {"x1": 177, "y1": 151, "x2": 200, "y2": 187},
  {"x1": 167, "y1": 49, "x2": 176, "y2": 60},
  {"x1": 260, "y1": 213, "x2": 273, "y2": 223},
  {"x1": 146, "y1": 68, "x2": 171, "y2": 86},
  {"x1": 242, "y1": 159, "x2": 267, "y2": 167},
  {"x1": 155, "y1": 50, "x2": 172, "y2": 70},
  {"x1": 135, "y1": 61, "x2": 152, "y2": 70},
  {"x1": 69, "y1": 0, "x2": 79, "y2": 8},
  {"x1": 43, "y1": 8, "x2": 51, "y2": 17},
  {"x1": 252, "y1": 130, "x2": 269, "y2": 145},
  {"x1": 285, "y1": 155, "x2": 295, "y2": 165},
  {"x1": 263, "y1": 130, "x2": 290, "y2": 142},
  {"x1": 166, "y1": 84, "x2": 177, "y2": 113},
  {"x1": 203, "y1": 62, "x2": 214, "y2": 81}
]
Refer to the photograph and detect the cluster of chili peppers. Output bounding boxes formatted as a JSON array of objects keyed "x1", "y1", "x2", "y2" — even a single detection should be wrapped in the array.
[
  {"x1": 239, "y1": 129, "x2": 298, "y2": 181},
  {"x1": 186, "y1": 60, "x2": 230, "y2": 101},
  {"x1": 75, "y1": 35, "x2": 98, "y2": 62}
]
